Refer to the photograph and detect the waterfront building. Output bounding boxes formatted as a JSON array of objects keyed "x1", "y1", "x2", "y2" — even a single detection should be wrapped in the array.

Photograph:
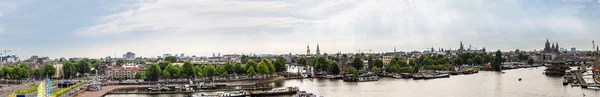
[{"x1": 107, "y1": 64, "x2": 142, "y2": 79}]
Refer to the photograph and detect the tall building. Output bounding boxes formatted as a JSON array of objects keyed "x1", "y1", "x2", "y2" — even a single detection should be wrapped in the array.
[
  {"x1": 123, "y1": 52, "x2": 136, "y2": 59},
  {"x1": 180, "y1": 53, "x2": 185, "y2": 58},
  {"x1": 459, "y1": 41, "x2": 465, "y2": 51}
]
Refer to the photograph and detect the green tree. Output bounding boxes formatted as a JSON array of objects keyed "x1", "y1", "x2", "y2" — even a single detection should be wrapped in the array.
[
  {"x1": 454, "y1": 57, "x2": 463, "y2": 65},
  {"x1": 298, "y1": 57, "x2": 306, "y2": 65},
  {"x1": 474, "y1": 55, "x2": 484, "y2": 65},
  {"x1": 373, "y1": 59, "x2": 384, "y2": 68},
  {"x1": 328, "y1": 62, "x2": 340, "y2": 74},
  {"x1": 182, "y1": 61, "x2": 195, "y2": 77},
  {"x1": 389, "y1": 65, "x2": 400, "y2": 73},
  {"x1": 162, "y1": 70, "x2": 171, "y2": 79},
  {"x1": 224, "y1": 62, "x2": 235, "y2": 75},
  {"x1": 76, "y1": 60, "x2": 91, "y2": 74},
  {"x1": 215, "y1": 65, "x2": 227, "y2": 76},
  {"x1": 234, "y1": 62, "x2": 245, "y2": 74},
  {"x1": 274, "y1": 56, "x2": 287, "y2": 72},
  {"x1": 398, "y1": 60, "x2": 409, "y2": 67},
  {"x1": 344, "y1": 66, "x2": 358, "y2": 79},
  {"x1": 256, "y1": 62, "x2": 270, "y2": 75},
  {"x1": 145, "y1": 64, "x2": 162, "y2": 81},
  {"x1": 116, "y1": 60, "x2": 125, "y2": 66},
  {"x1": 202, "y1": 65, "x2": 217, "y2": 77},
  {"x1": 32, "y1": 68, "x2": 41, "y2": 78},
  {"x1": 62, "y1": 62, "x2": 76, "y2": 79},
  {"x1": 158, "y1": 62, "x2": 171, "y2": 70},
  {"x1": 194, "y1": 66, "x2": 203, "y2": 77},
  {"x1": 244, "y1": 60, "x2": 258, "y2": 72},
  {"x1": 437, "y1": 57, "x2": 451, "y2": 65},
  {"x1": 134, "y1": 71, "x2": 145, "y2": 79},
  {"x1": 165, "y1": 64, "x2": 181, "y2": 79},
  {"x1": 15, "y1": 67, "x2": 28, "y2": 79},
  {"x1": 165, "y1": 56, "x2": 178, "y2": 63},
  {"x1": 1, "y1": 66, "x2": 8, "y2": 78},
  {"x1": 351, "y1": 57, "x2": 364, "y2": 71},
  {"x1": 484, "y1": 54, "x2": 493, "y2": 64},
  {"x1": 492, "y1": 50, "x2": 503, "y2": 71},
  {"x1": 386, "y1": 58, "x2": 398, "y2": 72},
  {"x1": 371, "y1": 67, "x2": 380, "y2": 72},
  {"x1": 247, "y1": 66, "x2": 256, "y2": 77},
  {"x1": 7, "y1": 67, "x2": 16, "y2": 79},
  {"x1": 528, "y1": 58, "x2": 535, "y2": 65},
  {"x1": 42, "y1": 64, "x2": 56, "y2": 77},
  {"x1": 467, "y1": 59, "x2": 474, "y2": 65},
  {"x1": 18, "y1": 63, "x2": 28, "y2": 70}
]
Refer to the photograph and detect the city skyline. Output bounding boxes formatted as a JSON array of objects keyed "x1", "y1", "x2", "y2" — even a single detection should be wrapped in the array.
[{"x1": 1, "y1": 0, "x2": 599, "y2": 58}]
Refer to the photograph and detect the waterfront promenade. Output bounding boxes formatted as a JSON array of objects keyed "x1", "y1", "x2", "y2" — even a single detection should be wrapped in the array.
[{"x1": 78, "y1": 85, "x2": 149, "y2": 97}]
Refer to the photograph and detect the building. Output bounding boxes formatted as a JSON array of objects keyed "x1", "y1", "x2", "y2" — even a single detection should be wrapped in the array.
[
  {"x1": 571, "y1": 47, "x2": 576, "y2": 53},
  {"x1": 107, "y1": 64, "x2": 142, "y2": 79},
  {"x1": 123, "y1": 52, "x2": 136, "y2": 59},
  {"x1": 316, "y1": 44, "x2": 321, "y2": 56},
  {"x1": 457, "y1": 41, "x2": 486, "y2": 54},
  {"x1": 543, "y1": 39, "x2": 560, "y2": 53},
  {"x1": 53, "y1": 64, "x2": 63, "y2": 78}
]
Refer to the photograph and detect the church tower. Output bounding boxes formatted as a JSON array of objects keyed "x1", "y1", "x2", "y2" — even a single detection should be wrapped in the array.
[
  {"x1": 460, "y1": 41, "x2": 465, "y2": 51},
  {"x1": 306, "y1": 45, "x2": 311, "y2": 56},
  {"x1": 544, "y1": 39, "x2": 551, "y2": 52},
  {"x1": 316, "y1": 44, "x2": 321, "y2": 56}
]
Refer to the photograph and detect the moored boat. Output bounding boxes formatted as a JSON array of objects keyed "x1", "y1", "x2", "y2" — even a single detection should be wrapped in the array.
[{"x1": 251, "y1": 87, "x2": 299, "y2": 96}]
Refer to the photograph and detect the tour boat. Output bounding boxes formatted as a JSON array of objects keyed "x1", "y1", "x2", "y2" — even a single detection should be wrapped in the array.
[{"x1": 251, "y1": 87, "x2": 299, "y2": 96}]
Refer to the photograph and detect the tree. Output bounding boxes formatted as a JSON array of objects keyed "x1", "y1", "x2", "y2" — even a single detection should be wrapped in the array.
[
  {"x1": 18, "y1": 63, "x2": 28, "y2": 70},
  {"x1": 386, "y1": 58, "x2": 398, "y2": 72},
  {"x1": 165, "y1": 64, "x2": 181, "y2": 79},
  {"x1": 316, "y1": 57, "x2": 328, "y2": 71},
  {"x1": 484, "y1": 54, "x2": 493, "y2": 64},
  {"x1": 409, "y1": 59, "x2": 417, "y2": 67},
  {"x1": 134, "y1": 71, "x2": 145, "y2": 79},
  {"x1": 165, "y1": 56, "x2": 178, "y2": 63},
  {"x1": 389, "y1": 65, "x2": 400, "y2": 73},
  {"x1": 350, "y1": 57, "x2": 364, "y2": 71},
  {"x1": 298, "y1": 57, "x2": 306, "y2": 65},
  {"x1": 259, "y1": 58, "x2": 276, "y2": 74},
  {"x1": 15, "y1": 67, "x2": 28, "y2": 79},
  {"x1": 224, "y1": 62, "x2": 235, "y2": 75},
  {"x1": 42, "y1": 64, "x2": 56, "y2": 77},
  {"x1": 344, "y1": 66, "x2": 358, "y2": 79},
  {"x1": 474, "y1": 55, "x2": 484, "y2": 65},
  {"x1": 437, "y1": 57, "x2": 451, "y2": 65},
  {"x1": 76, "y1": 60, "x2": 91, "y2": 75},
  {"x1": 527, "y1": 58, "x2": 535, "y2": 65},
  {"x1": 145, "y1": 64, "x2": 162, "y2": 81},
  {"x1": 194, "y1": 66, "x2": 203, "y2": 78},
  {"x1": 162, "y1": 70, "x2": 171, "y2": 79},
  {"x1": 32, "y1": 68, "x2": 41, "y2": 78},
  {"x1": 182, "y1": 61, "x2": 195, "y2": 77},
  {"x1": 398, "y1": 60, "x2": 409, "y2": 67},
  {"x1": 274, "y1": 56, "x2": 287, "y2": 72},
  {"x1": 371, "y1": 67, "x2": 380, "y2": 72},
  {"x1": 454, "y1": 57, "x2": 463, "y2": 65},
  {"x1": 492, "y1": 50, "x2": 503, "y2": 71},
  {"x1": 202, "y1": 65, "x2": 217, "y2": 78},
  {"x1": 215, "y1": 65, "x2": 227, "y2": 76},
  {"x1": 1, "y1": 66, "x2": 7, "y2": 78},
  {"x1": 244, "y1": 60, "x2": 258, "y2": 72},
  {"x1": 158, "y1": 62, "x2": 171, "y2": 70},
  {"x1": 256, "y1": 62, "x2": 270, "y2": 75},
  {"x1": 116, "y1": 60, "x2": 125, "y2": 66},
  {"x1": 62, "y1": 62, "x2": 76, "y2": 79},
  {"x1": 467, "y1": 59, "x2": 474, "y2": 65},
  {"x1": 247, "y1": 66, "x2": 256, "y2": 77},
  {"x1": 328, "y1": 62, "x2": 340, "y2": 74},
  {"x1": 373, "y1": 59, "x2": 384, "y2": 68},
  {"x1": 234, "y1": 62, "x2": 245, "y2": 74}
]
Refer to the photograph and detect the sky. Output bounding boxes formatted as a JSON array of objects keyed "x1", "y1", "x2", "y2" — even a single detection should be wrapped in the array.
[{"x1": 0, "y1": 0, "x2": 599, "y2": 59}]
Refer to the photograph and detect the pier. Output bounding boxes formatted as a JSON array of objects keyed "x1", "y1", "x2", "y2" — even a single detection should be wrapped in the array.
[{"x1": 572, "y1": 64, "x2": 600, "y2": 88}]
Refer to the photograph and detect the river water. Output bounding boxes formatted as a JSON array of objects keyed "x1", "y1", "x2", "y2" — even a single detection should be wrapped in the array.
[{"x1": 104, "y1": 67, "x2": 600, "y2": 97}]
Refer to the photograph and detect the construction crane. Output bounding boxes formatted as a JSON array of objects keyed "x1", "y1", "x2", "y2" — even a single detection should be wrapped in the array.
[
  {"x1": 0, "y1": 49, "x2": 10, "y2": 56},
  {"x1": 0, "y1": 49, "x2": 10, "y2": 62}
]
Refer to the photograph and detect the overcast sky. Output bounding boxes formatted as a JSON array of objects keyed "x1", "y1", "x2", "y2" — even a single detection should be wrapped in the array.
[{"x1": 0, "y1": 0, "x2": 599, "y2": 59}]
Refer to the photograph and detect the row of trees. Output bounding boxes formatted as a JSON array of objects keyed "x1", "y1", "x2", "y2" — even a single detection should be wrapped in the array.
[
  {"x1": 142, "y1": 56, "x2": 289, "y2": 80},
  {"x1": 311, "y1": 56, "x2": 341, "y2": 74},
  {"x1": 0, "y1": 63, "x2": 56, "y2": 80}
]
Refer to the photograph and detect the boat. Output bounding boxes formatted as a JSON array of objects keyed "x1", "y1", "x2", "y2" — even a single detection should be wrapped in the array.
[
  {"x1": 544, "y1": 61, "x2": 569, "y2": 76},
  {"x1": 342, "y1": 74, "x2": 357, "y2": 82},
  {"x1": 192, "y1": 91, "x2": 249, "y2": 97},
  {"x1": 412, "y1": 73, "x2": 425, "y2": 80},
  {"x1": 251, "y1": 87, "x2": 299, "y2": 96},
  {"x1": 148, "y1": 84, "x2": 171, "y2": 91},
  {"x1": 326, "y1": 75, "x2": 343, "y2": 79},
  {"x1": 358, "y1": 76, "x2": 379, "y2": 82},
  {"x1": 198, "y1": 84, "x2": 216, "y2": 90},
  {"x1": 296, "y1": 91, "x2": 319, "y2": 97},
  {"x1": 449, "y1": 71, "x2": 460, "y2": 75},
  {"x1": 424, "y1": 73, "x2": 450, "y2": 79}
]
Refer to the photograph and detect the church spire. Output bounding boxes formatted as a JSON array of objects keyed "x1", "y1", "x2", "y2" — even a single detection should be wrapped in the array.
[
  {"x1": 307, "y1": 44, "x2": 311, "y2": 56},
  {"x1": 316, "y1": 44, "x2": 321, "y2": 55}
]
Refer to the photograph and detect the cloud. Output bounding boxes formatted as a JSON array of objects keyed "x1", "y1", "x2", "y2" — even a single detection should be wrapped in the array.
[{"x1": 73, "y1": 0, "x2": 600, "y2": 57}]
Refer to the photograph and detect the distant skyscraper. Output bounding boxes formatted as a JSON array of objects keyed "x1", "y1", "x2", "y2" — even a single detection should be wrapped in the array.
[
  {"x1": 123, "y1": 52, "x2": 135, "y2": 59},
  {"x1": 180, "y1": 53, "x2": 185, "y2": 58},
  {"x1": 571, "y1": 47, "x2": 576, "y2": 53}
]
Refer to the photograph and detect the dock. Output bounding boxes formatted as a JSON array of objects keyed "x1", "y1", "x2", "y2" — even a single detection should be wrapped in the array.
[{"x1": 572, "y1": 64, "x2": 600, "y2": 88}]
